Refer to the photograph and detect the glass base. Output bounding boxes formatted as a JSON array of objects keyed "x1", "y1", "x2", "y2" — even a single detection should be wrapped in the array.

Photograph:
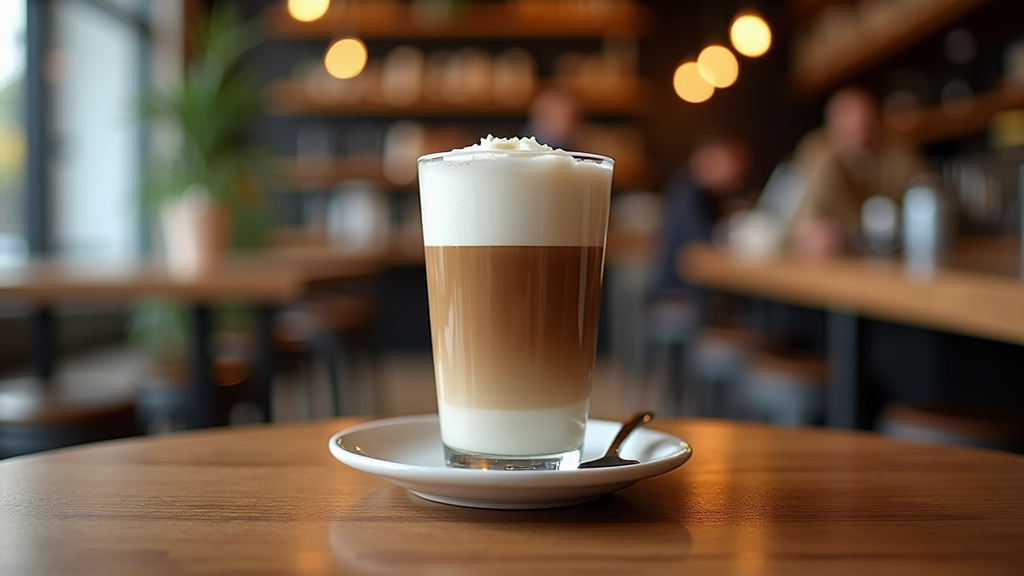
[{"x1": 444, "y1": 445, "x2": 581, "y2": 470}]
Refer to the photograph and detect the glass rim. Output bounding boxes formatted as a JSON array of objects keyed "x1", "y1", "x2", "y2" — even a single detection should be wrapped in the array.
[{"x1": 417, "y1": 148, "x2": 614, "y2": 165}]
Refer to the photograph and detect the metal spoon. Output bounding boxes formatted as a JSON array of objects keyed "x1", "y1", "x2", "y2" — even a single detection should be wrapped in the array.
[{"x1": 578, "y1": 411, "x2": 655, "y2": 469}]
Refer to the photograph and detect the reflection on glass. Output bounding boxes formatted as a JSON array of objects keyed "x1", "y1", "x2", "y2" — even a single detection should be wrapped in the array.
[{"x1": 0, "y1": 0, "x2": 27, "y2": 264}]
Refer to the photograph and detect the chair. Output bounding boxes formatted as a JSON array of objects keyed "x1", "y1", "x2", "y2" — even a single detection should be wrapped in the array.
[
  {"x1": 642, "y1": 297, "x2": 699, "y2": 416},
  {"x1": 274, "y1": 293, "x2": 378, "y2": 417},
  {"x1": 687, "y1": 325, "x2": 761, "y2": 418},
  {"x1": 879, "y1": 403, "x2": 1024, "y2": 453},
  {"x1": 135, "y1": 356, "x2": 252, "y2": 432},
  {"x1": 742, "y1": 347, "x2": 828, "y2": 426},
  {"x1": 0, "y1": 376, "x2": 138, "y2": 458}
]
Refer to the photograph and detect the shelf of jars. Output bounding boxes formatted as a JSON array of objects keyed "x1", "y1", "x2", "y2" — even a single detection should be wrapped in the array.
[
  {"x1": 789, "y1": 0, "x2": 991, "y2": 98},
  {"x1": 264, "y1": 77, "x2": 653, "y2": 117},
  {"x1": 261, "y1": 0, "x2": 651, "y2": 40},
  {"x1": 276, "y1": 153, "x2": 656, "y2": 191},
  {"x1": 885, "y1": 83, "x2": 1024, "y2": 145}
]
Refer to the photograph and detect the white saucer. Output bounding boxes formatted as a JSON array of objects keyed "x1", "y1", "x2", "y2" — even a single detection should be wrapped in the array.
[{"x1": 328, "y1": 414, "x2": 693, "y2": 509}]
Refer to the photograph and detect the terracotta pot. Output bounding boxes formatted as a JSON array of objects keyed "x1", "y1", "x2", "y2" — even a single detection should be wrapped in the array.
[{"x1": 160, "y1": 193, "x2": 232, "y2": 279}]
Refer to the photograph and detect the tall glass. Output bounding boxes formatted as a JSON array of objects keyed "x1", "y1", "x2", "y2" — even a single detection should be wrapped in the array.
[{"x1": 417, "y1": 148, "x2": 614, "y2": 470}]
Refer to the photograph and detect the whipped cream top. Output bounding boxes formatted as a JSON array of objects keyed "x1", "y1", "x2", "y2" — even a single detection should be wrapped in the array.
[
  {"x1": 418, "y1": 135, "x2": 613, "y2": 247},
  {"x1": 457, "y1": 135, "x2": 561, "y2": 152}
]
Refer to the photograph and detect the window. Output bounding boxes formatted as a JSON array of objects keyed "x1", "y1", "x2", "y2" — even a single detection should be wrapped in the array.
[
  {"x1": 51, "y1": 0, "x2": 148, "y2": 260},
  {"x1": 0, "y1": 0, "x2": 27, "y2": 264}
]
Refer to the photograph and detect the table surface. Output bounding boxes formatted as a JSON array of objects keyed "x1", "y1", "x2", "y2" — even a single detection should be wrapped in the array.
[
  {"x1": 1, "y1": 418, "x2": 1022, "y2": 575},
  {"x1": 0, "y1": 248, "x2": 382, "y2": 304},
  {"x1": 680, "y1": 238, "x2": 1024, "y2": 345}
]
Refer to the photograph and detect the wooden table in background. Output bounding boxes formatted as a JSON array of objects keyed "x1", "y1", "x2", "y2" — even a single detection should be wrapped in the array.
[
  {"x1": 0, "y1": 251, "x2": 382, "y2": 428},
  {"x1": 679, "y1": 238, "x2": 1024, "y2": 428},
  {"x1": 0, "y1": 418, "x2": 1022, "y2": 574}
]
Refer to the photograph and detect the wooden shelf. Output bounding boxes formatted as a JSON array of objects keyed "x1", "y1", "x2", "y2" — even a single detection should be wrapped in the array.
[
  {"x1": 276, "y1": 154, "x2": 657, "y2": 191},
  {"x1": 886, "y1": 84, "x2": 1024, "y2": 145},
  {"x1": 264, "y1": 78, "x2": 652, "y2": 117},
  {"x1": 261, "y1": 2, "x2": 651, "y2": 40},
  {"x1": 787, "y1": 0, "x2": 852, "y2": 23},
  {"x1": 790, "y1": 0, "x2": 991, "y2": 99}
]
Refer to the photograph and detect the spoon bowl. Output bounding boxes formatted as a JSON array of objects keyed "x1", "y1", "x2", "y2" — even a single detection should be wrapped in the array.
[{"x1": 577, "y1": 412, "x2": 654, "y2": 469}]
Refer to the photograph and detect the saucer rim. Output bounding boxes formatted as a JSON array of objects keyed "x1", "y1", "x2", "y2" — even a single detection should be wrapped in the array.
[{"x1": 327, "y1": 414, "x2": 693, "y2": 487}]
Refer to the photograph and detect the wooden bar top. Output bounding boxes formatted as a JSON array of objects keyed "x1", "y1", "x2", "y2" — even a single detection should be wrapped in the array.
[
  {"x1": 680, "y1": 239, "x2": 1024, "y2": 344},
  {"x1": 0, "y1": 418, "x2": 1022, "y2": 574}
]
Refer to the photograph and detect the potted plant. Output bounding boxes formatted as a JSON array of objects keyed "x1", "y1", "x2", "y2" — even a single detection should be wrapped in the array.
[
  {"x1": 129, "y1": 5, "x2": 273, "y2": 430},
  {"x1": 144, "y1": 3, "x2": 273, "y2": 277}
]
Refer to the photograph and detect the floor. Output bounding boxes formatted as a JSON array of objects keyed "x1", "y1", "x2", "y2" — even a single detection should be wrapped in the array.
[{"x1": 35, "y1": 345, "x2": 679, "y2": 433}]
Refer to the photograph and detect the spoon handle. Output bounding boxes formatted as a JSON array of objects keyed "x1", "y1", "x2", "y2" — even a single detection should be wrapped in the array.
[{"x1": 604, "y1": 412, "x2": 655, "y2": 457}]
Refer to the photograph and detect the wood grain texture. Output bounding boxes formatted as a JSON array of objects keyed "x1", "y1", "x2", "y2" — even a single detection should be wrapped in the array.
[
  {"x1": 1, "y1": 419, "x2": 1022, "y2": 575},
  {"x1": 679, "y1": 241, "x2": 1024, "y2": 345}
]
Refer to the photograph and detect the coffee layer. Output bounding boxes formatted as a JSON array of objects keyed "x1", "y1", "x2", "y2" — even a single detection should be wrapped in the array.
[{"x1": 425, "y1": 245, "x2": 604, "y2": 410}]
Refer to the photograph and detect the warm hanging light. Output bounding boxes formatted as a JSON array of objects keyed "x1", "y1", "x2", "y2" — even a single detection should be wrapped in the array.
[
  {"x1": 673, "y1": 61, "x2": 714, "y2": 103},
  {"x1": 697, "y1": 45, "x2": 739, "y2": 88},
  {"x1": 730, "y1": 13, "x2": 772, "y2": 58},
  {"x1": 324, "y1": 37, "x2": 368, "y2": 79},
  {"x1": 287, "y1": 0, "x2": 330, "y2": 22}
]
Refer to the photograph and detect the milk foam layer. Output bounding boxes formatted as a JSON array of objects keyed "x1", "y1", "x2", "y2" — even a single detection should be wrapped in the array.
[
  {"x1": 438, "y1": 400, "x2": 588, "y2": 456},
  {"x1": 418, "y1": 136, "x2": 613, "y2": 247}
]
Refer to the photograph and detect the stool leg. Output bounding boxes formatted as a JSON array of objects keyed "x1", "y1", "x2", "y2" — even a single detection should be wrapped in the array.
[
  {"x1": 253, "y1": 305, "x2": 278, "y2": 423},
  {"x1": 667, "y1": 342, "x2": 685, "y2": 418},
  {"x1": 31, "y1": 306, "x2": 55, "y2": 381},
  {"x1": 313, "y1": 330, "x2": 345, "y2": 416},
  {"x1": 827, "y1": 310, "x2": 859, "y2": 429},
  {"x1": 358, "y1": 327, "x2": 383, "y2": 415},
  {"x1": 189, "y1": 305, "x2": 216, "y2": 429}
]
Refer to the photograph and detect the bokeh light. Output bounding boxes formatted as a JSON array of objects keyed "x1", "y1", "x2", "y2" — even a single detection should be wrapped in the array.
[
  {"x1": 325, "y1": 37, "x2": 368, "y2": 80},
  {"x1": 288, "y1": 0, "x2": 330, "y2": 22},
  {"x1": 697, "y1": 45, "x2": 739, "y2": 89},
  {"x1": 730, "y1": 13, "x2": 772, "y2": 58},
  {"x1": 673, "y1": 61, "x2": 714, "y2": 103}
]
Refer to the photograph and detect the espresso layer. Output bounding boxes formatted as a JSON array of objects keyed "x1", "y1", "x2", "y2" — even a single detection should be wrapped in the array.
[{"x1": 425, "y1": 245, "x2": 604, "y2": 410}]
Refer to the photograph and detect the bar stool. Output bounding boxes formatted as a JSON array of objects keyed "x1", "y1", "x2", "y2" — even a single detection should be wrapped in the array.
[
  {"x1": 687, "y1": 325, "x2": 761, "y2": 418},
  {"x1": 0, "y1": 376, "x2": 138, "y2": 458},
  {"x1": 642, "y1": 297, "x2": 698, "y2": 416},
  {"x1": 742, "y1": 348, "x2": 828, "y2": 426},
  {"x1": 135, "y1": 356, "x2": 252, "y2": 432},
  {"x1": 879, "y1": 403, "x2": 1024, "y2": 453},
  {"x1": 274, "y1": 293, "x2": 378, "y2": 417}
]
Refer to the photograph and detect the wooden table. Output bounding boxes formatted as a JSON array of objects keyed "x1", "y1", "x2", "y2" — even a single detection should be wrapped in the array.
[
  {"x1": 1, "y1": 418, "x2": 1022, "y2": 575},
  {"x1": 679, "y1": 239, "x2": 1024, "y2": 428},
  {"x1": 0, "y1": 251, "x2": 381, "y2": 428}
]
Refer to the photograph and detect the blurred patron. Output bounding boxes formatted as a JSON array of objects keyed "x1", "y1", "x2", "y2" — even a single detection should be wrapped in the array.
[
  {"x1": 524, "y1": 87, "x2": 583, "y2": 150},
  {"x1": 650, "y1": 134, "x2": 751, "y2": 300},
  {"x1": 788, "y1": 87, "x2": 929, "y2": 258}
]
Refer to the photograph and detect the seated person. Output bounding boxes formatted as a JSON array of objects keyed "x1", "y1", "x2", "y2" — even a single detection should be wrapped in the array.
[
  {"x1": 787, "y1": 87, "x2": 929, "y2": 258},
  {"x1": 648, "y1": 134, "x2": 750, "y2": 302},
  {"x1": 523, "y1": 87, "x2": 582, "y2": 150}
]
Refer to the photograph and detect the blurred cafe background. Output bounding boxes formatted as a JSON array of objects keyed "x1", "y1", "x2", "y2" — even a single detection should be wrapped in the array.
[{"x1": 1, "y1": 0, "x2": 1023, "y2": 457}]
